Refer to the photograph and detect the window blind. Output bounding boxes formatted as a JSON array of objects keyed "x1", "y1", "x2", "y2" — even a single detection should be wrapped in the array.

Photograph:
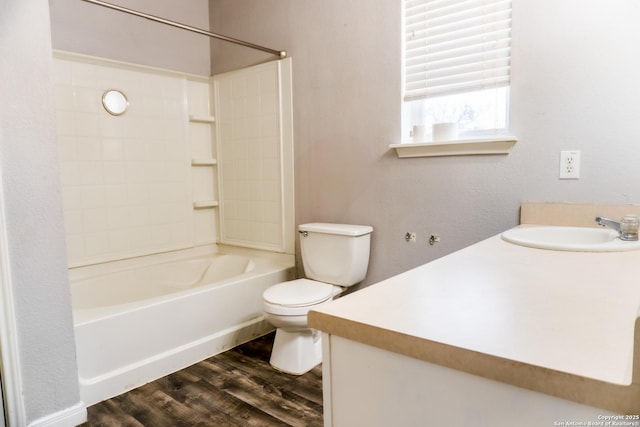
[{"x1": 404, "y1": 0, "x2": 512, "y2": 101}]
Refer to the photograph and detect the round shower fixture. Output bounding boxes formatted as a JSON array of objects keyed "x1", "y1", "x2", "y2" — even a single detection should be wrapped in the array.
[{"x1": 102, "y1": 89, "x2": 129, "y2": 116}]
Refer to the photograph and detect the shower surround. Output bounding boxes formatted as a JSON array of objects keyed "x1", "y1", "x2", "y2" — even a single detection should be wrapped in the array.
[
  {"x1": 52, "y1": 51, "x2": 295, "y2": 404},
  {"x1": 53, "y1": 51, "x2": 218, "y2": 266}
]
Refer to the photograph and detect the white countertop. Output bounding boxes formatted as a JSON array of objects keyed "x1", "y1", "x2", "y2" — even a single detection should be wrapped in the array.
[{"x1": 310, "y1": 228, "x2": 640, "y2": 387}]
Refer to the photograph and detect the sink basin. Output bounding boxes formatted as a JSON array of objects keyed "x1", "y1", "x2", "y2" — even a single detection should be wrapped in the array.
[{"x1": 501, "y1": 225, "x2": 640, "y2": 252}]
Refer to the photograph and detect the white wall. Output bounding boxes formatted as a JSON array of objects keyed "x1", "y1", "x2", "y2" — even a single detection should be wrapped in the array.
[
  {"x1": 0, "y1": 0, "x2": 83, "y2": 424},
  {"x1": 210, "y1": 0, "x2": 640, "y2": 287},
  {"x1": 52, "y1": 53, "x2": 218, "y2": 267},
  {"x1": 214, "y1": 60, "x2": 295, "y2": 254}
]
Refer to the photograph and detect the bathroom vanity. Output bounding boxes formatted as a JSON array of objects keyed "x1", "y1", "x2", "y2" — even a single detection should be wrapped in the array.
[{"x1": 308, "y1": 203, "x2": 640, "y2": 427}]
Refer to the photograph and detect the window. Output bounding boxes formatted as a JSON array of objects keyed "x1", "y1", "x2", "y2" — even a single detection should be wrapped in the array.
[{"x1": 402, "y1": 0, "x2": 512, "y2": 143}]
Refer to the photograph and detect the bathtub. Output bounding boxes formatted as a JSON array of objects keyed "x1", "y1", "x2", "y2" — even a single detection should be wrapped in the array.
[{"x1": 70, "y1": 244, "x2": 295, "y2": 406}]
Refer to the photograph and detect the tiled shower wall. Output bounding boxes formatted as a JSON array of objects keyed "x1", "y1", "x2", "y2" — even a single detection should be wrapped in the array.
[
  {"x1": 214, "y1": 59, "x2": 294, "y2": 254},
  {"x1": 52, "y1": 52, "x2": 217, "y2": 267},
  {"x1": 215, "y1": 63, "x2": 281, "y2": 251}
]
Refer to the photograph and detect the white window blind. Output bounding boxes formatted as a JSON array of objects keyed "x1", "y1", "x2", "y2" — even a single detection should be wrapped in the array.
[{"x1": 404, "y1": 0, "x2": 512, "y2": 102}]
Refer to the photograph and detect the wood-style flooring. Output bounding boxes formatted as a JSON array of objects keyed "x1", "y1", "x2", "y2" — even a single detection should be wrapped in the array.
[{"x1": 80, "y1": 333, "x2": 323, "y2": 427}]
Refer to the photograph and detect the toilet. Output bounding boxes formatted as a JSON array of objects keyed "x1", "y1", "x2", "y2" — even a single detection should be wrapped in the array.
[{"x1": 262, "y1": 222, "x2": 373, "y2": 375}]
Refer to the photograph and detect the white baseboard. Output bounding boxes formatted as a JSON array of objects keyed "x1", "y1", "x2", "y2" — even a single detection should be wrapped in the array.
[{"x1": 28, "y1": 402, "x2": 86, "y2": 427}]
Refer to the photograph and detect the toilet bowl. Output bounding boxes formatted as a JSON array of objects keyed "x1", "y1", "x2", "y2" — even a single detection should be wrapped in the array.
[
  {"x1": 263, "y1": 279, "x2": 342, "y2": 374},
  {"x1": 262, "y1": 223, "x2": 373, "y2": 375}
]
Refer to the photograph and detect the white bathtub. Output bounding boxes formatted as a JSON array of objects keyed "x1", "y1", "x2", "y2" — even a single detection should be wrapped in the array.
[{"x1": 70, "y1": 245, "x2": 295, "y2": 406}]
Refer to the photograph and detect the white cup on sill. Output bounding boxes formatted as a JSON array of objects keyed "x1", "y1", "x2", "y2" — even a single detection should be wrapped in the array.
[{"x1": 432, "y1": 122, "x2": 458, "y2": 141}]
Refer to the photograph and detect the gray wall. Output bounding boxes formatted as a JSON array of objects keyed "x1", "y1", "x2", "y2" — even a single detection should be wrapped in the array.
[
  {"x1": 210, "y1": 0, "x2": 640, "y2": 288},
  {"x1": 46, "y1": 0, "x2": 640, "y2": 288},
  {"x1": 49, "y1": 0, "x2": 211, "y2": 75},
  {"x1": 0, "y1": 0, "x2": 81, "y2": 423}
]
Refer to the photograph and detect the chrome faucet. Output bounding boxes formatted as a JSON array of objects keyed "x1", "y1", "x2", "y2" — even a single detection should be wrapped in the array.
[
  {"x1": 595, "y1": 217, "x2": 621, "y2": 233},
  {"x1": 595, "y1": 215, "x2": 639, "y2": 241}
]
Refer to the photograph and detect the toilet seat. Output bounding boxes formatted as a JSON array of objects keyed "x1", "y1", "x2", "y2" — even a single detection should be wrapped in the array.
[
  {"x1": 263, "y1": 279, "x2": 335, "y2": 306},
  {"x1": 263, "y1": 279, "x2": 340, "y2": 316}
]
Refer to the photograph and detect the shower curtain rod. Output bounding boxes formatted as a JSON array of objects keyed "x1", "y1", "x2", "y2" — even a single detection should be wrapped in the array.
[{"x1": 81, "y1": 0, "x2": 287, "y2": 59}]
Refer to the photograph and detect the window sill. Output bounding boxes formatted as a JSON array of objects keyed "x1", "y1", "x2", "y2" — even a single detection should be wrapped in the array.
[{"x1": 389, "y1": 136, "x2": 517, "y2": 158}]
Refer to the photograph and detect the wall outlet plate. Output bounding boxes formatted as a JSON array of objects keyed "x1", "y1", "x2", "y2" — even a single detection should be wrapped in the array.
[{"x1": 559, "y1": 150, "x2": 580, "y2": 179}]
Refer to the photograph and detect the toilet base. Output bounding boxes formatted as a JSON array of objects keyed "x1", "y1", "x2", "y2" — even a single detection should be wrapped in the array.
[{"x1": 269, "y1": 328, "x2": 322, "y2": 375}]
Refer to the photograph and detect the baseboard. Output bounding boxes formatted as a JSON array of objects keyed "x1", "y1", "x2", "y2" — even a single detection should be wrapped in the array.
[{"x1": 28, "y1": 402, "x2": 86, "y2": 427}]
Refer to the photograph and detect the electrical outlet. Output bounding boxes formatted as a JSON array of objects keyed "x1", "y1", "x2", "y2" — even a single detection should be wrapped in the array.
[{"x1": 559, "y1": 150, "x2": 580, "y2": 179}]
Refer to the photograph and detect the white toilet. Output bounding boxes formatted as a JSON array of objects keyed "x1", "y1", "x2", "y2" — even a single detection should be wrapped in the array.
[{"x1": 262, "y1": 222, "x2": 373, "y2": 375}]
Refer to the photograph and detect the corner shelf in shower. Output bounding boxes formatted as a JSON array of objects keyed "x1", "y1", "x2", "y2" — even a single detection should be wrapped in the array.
[
  {"x1": 193, "y1": 200, "x2": 219, "y2": 209},
  {"x1": 191, "y1": 158, "x2": 217, "y2": 166},
  {"x1": 189, "y1": 114, "x2": 216, "y2": 123},
  {"x1": 189, "y1": 114, "x2": 218, "y2": 210}
]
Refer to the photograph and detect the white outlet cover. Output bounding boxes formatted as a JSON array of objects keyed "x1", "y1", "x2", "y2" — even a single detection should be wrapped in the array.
[{"x1": 559, "y1": 150, "x2": 580, "y2": 179}]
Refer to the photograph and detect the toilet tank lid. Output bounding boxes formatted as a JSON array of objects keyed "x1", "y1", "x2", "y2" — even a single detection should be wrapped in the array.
[{"x1": 299, "y1": 223, "x2": 373, "y2": 237}]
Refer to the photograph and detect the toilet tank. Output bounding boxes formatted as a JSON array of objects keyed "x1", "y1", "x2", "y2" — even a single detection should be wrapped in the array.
[{"x1": 298, "y1": 223, "x2": 373, "y2": 287}]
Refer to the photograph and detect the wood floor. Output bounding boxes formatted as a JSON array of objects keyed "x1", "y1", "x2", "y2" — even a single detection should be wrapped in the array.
[{"x1": 80, "y1": 333, "x2": 324, "y2": 427}]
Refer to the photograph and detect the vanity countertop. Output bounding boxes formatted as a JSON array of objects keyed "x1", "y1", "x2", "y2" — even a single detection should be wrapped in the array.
[{"x1": 308, "y1": 217, "x2": 640, "y2": 413}]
